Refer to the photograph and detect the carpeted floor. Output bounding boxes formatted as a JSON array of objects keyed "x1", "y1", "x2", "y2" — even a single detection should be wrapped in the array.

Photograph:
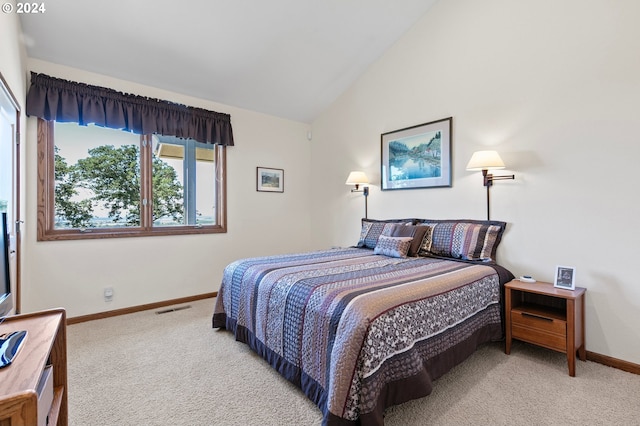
[{"x1": 67, "y1": 298, "x2": 640, "y2": 425}]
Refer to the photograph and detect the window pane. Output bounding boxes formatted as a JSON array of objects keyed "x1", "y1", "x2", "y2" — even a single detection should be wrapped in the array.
[
  {"x1": 152, "y1": 137, "x2": 185, "y2": 227},
  {"x1": 195, "y1": 145, "x2": 216, "y2": 225},
  {"x1": 152, "y1": 137, "x2": 215, "y2": 227},
  {"x1": 53, "y1": 122, "x2": 141, "y2": 229}
]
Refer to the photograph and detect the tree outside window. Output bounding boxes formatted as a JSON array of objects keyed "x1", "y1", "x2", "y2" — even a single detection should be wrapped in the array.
[{"x1": 37, "y1": 120, "x2": 226, "y2": 240}]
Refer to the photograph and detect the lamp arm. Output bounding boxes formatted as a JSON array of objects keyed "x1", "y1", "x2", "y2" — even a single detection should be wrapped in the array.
[
  {"x1": 484, "y1": 171, "x2": 515, "y2": 186},
  {"x1": 491, "y1": 174, "x2": 515, "y2": 181},
  {"x1": 351, "y1": 185, "x2": 370, "y2": 194}
]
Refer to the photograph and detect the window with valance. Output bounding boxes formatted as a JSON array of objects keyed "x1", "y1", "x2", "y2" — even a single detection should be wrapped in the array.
[{"x1": 28, "y1": 72, "x2": 231, "y2": 240}]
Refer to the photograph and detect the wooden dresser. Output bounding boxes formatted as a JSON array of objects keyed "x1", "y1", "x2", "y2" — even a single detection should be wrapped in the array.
[{"x1": 0, "y1": 309, "x2": 67, "y2": 425}]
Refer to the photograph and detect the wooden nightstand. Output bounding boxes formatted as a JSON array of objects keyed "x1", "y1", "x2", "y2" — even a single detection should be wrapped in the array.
[{"x1": 505, "y1": 280, "x2": 586, "y2": 376}]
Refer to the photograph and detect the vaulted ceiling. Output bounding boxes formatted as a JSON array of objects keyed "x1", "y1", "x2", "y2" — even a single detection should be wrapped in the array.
[{"x1": 19, "y1": 0, "x2": 438, "y2": 123}]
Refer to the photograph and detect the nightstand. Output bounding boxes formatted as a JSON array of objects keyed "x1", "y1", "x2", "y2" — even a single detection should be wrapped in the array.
[{"x1": 504, "y1": 280, "x2": 586, "y2": 376}]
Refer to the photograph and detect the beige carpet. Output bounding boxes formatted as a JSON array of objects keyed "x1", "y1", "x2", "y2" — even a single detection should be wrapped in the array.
[{"x1": 67, "y1": 298, "x2": 640, "y2": 425}]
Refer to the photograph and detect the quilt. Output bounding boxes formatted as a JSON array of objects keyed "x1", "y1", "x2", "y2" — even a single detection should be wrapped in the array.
[{"x1": 212, "y1": 247, "x2": 513, "y2": 425}]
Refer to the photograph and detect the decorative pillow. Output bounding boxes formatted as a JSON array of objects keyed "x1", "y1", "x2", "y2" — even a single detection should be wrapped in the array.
[
  {"x1": 356, "y1": 218, "x2": 413, "y2": 249},
  {"x1": 383, "y1": 224, "x2": 430, "y2": 257},
  {"x1": 415, "y1": 220, "x2": 506, "y2": 262},
  {"x1": 373, "y1": 235, "x2": 413, "y2": 258}
]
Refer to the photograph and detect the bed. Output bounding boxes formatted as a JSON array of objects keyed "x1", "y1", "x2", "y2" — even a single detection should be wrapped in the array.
[{"x1": 212, "y1": 219, "x2": 514, "y2": 425}]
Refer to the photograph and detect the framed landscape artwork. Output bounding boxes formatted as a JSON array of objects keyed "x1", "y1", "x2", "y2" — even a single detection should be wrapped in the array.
[
  {"x1": 256, "y1": 167, "x2": 284, "y2": 192},
  {"x1": 381, "y1": 117, "x2": 452, "y2": 190}
]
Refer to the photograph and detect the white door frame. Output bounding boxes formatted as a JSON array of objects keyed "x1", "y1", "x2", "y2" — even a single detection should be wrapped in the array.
[{"x1": 0, "y1": 73, "x2": 22, "y2": 313}]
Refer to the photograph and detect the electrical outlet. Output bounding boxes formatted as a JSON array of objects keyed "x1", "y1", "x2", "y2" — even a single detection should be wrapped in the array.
[{"x1": 104, "y1": 287, "x2": 114, "y2": 302}]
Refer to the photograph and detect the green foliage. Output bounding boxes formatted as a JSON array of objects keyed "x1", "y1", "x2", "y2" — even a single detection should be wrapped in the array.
[
  {"x1": 54, "y1": 146, "x2": 93, "y2": 228},
  {"x1": 389, "y1": 141, "x2": 410, "y2": 159},
  {"x1": 151, "y1": 156, "x2": 184, "y2": 223},
  {"x1": 75, "y1": 144, "x2": 142, "y2": 225},
  {"x1": 54, "y1": 144, "x2": 184, "y2": 228},
  {"x1": 389, "y1": 132, "x2": 442, "y2": 163}
]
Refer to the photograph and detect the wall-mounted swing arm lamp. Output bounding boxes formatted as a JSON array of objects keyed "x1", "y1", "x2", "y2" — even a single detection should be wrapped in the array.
[
  {"x1": 466, "y1": 151, "x2": 514, "y2": 221},
  {"x1": 345, "y1": 171, "x2": 370, "y2": 218}
]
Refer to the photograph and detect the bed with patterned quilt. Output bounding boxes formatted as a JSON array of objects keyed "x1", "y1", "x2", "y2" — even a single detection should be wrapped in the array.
[{"x1": 212, "y1": 219, "x2": 514, "y2": 425}]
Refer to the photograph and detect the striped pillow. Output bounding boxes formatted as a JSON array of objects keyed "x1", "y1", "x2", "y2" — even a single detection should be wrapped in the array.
[
  {"x1": 382, "y1": 224, "x2": 431, "y2": 257},
  {"x1": 356, "y1": 218, "x2": 413, "y2": 249},
  {"x1": 416, "y1": 220, "x2": 506, "y2": 262},
  {"x1": 373, "y1": 235, "x2": 413, "y2": 258}
]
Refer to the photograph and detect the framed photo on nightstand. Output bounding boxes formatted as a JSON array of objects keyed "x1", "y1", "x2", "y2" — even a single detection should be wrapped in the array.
[{"x1": 554, "y1": 265, "x2": 576, "y2": 290}]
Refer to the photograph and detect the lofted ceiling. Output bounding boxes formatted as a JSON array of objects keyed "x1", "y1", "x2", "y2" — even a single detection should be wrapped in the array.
[{"x1": 19, "y1": 0, "x2": 438, "y2": 123}]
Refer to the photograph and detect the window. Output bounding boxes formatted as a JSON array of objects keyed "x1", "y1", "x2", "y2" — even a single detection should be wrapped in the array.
[
  {"x1": 37, "y1": 119, "x2": 226, "y2": 240},
  {"x1": 151, "y1": 135, "x2": 217, "y2": 227}
]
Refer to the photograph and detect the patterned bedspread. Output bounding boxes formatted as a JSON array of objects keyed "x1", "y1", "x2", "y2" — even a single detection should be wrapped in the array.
[{"x1": 212, "y1": 247, "x2": 512, "y2": 425}]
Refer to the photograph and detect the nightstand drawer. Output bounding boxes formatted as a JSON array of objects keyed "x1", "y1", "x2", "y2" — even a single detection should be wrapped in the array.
[
  {"x1": 512, "y1": 310, "x2": 566, "y2": 334},
  {"x1": 512, "y1": 311, "x2": 566, "y2": 351}
]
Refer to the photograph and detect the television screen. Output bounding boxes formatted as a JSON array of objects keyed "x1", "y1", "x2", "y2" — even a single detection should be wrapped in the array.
[{"x1": 0, "y1": 212, "x2": 13, "y2": 317}]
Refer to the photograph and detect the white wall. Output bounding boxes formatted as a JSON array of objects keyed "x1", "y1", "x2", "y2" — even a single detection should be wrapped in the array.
[
  {"x1": 310, "y1": 0, "x2": 640, "y2": 364},
  {"x1": 21, "y1": 59, "x2": 313, "y2": 317},
  {"x1": 0, "y1": 3, "x2": 27, "y2": 314},
  {"x1": 0, "y1": 4, "x2": 26, "y2": 101}
]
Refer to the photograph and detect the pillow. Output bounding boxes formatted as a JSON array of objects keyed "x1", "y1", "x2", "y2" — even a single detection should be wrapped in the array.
[
  {"x1": 373, "y1": 235, "x2": 413, "y2": 258},
  {"x1": 383, "y1": 224, "x2": 430, "y2": 257},
  {"x1": 356, "y1": 218, "x2": 413, "y2": 249},
  {"x1": 415, "y1": 220, "x2": 506, "y2": 262}
]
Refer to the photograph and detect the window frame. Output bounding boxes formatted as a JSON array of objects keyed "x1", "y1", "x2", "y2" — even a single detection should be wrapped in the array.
[{"x1": 36, "y1": 119, "x2": 227, "y2": 241}]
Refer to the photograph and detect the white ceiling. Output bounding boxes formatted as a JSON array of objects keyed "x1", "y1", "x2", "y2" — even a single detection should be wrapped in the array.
[{"x1": 19, "y1": 0, "x2": 438, "y2": 123}]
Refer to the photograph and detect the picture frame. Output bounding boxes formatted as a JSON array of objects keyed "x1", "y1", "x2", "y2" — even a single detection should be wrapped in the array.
[
  {"x1": 381, "y1": 117, "x2": 452, "y2": 190},
  {"x1": 256, "y1": 167, "x2": 284, "y2": 193},
  {"x1": 554, "y1": 265, "x2": 576, "y2": 290}
]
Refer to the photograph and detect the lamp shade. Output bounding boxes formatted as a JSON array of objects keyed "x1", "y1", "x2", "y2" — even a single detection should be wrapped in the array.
[
  {"x1": 466, "y1": 150, "x2": 506, "y2": 171},
  {"x1": 345, "y1": 171, "x2": 369, "y2": 185}
]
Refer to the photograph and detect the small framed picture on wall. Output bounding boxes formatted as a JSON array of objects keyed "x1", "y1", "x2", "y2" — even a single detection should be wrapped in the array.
[
  {"x1": 256, "y1": 167, "x2": 284, "y2": 193},
  {"x1": 554, "y1": 265, "x2": 576, "y2": 290}
]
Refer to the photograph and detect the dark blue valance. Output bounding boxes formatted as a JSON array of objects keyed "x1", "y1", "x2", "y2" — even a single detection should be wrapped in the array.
[{"x1": 26, "y1": 72, "x2": 234, "y2": 146}]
